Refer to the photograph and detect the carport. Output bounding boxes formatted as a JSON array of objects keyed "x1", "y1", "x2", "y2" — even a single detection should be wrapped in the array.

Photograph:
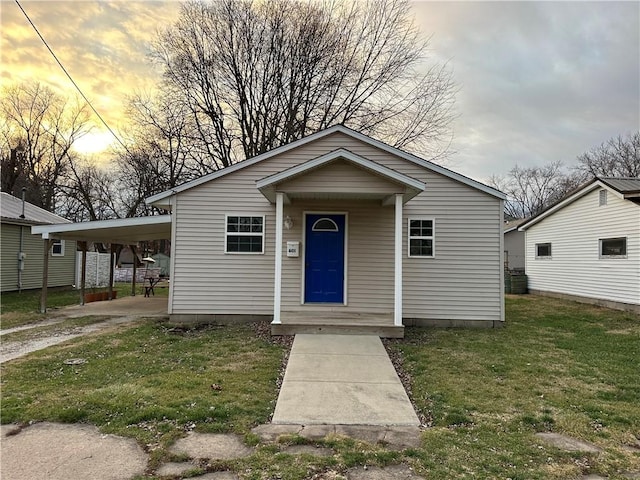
[{"x1": 31, "y1": 215, "x2": 172, "y2": 313}]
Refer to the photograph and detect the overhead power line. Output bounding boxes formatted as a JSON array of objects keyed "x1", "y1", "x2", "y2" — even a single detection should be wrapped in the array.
[{"x1": 14, "y1": 0, "x2": 131, "y2": 154}]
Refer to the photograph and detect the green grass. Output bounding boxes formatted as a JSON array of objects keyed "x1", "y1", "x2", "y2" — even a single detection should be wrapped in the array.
[
  {"x1": 1, "y1": 321, "x2": 283, "y2": 444},
  {"x1": 1, "y1": 296, "x2": 639, "y2": 479}
]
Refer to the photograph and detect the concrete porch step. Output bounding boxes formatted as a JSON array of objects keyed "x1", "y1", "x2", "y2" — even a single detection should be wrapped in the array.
[{"x1": 271, "y1": 323, "x2": 404, "y2": 338}]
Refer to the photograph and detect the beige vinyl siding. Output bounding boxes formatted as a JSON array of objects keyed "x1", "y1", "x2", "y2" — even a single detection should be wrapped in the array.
[
  {"x1": 525, "y1": 188, "x2": 640, "y2": 306},
  {"x1": 170, "y1": 131, "x2": 503, "y2": 322},
  {"x1": 1, "y1": 223, "x2": 76, "y2": 292},
  {"x1": 278, "y1": 160, "x2": 404, "y2": 195},
  {"x1": 402, "y1": 178, "x2": 502, "y2": 321}
]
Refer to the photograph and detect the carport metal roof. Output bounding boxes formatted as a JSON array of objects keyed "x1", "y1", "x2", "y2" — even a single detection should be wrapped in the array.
[{"x1": 31, "y1": 215, "x2": 172, "y2": 243}]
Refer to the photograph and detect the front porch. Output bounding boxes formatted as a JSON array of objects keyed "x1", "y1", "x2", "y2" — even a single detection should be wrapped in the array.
[
  {"x1": 257, "y1": 149, "x2": 427, "y2": 337},
  {"x1": 272, "y1": 310, "x2": 403, "y2": 338}
]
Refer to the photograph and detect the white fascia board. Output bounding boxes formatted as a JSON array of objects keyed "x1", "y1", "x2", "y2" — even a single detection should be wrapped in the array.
[
  {"x1": 257, "y1": 148, "x2": 426, "y2": 192},
  {"x1": 31, "y1": 215, "x2": 172, "y2": 238}
]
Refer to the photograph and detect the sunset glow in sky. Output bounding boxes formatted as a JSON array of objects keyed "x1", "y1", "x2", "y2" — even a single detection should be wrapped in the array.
[{"x1": 1, "y1": 1, "x2": 639, "y2": 182}]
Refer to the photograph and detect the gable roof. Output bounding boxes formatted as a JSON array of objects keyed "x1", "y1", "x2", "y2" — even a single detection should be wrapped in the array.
[
  {"x1": 0, "y1": 192, "x2": 71, "y2": 226},
  {"x1": 146, "y1": 125, "x2": 505, "y2": 208},
  {"x1": 519, "y1": 177, "x2": 640, "y2": 231},
  {"x1": 256, "y1": 148, "x2": 426, "y2": 204}
]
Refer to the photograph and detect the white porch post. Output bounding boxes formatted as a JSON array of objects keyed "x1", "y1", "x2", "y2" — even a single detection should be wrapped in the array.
[
  {"x1": 394, "y1": 193, "x2": 403, "y2": 326},
  {"x1": 273, "y1": 192, "x2": 284, "y2": 324}
]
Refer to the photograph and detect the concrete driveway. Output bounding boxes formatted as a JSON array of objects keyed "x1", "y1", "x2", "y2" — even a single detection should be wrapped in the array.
[
  {"x1": 60, "y1": 294, "x2": 168, "y2": 318},
  {"x1": 1, "y1": 296, "x2": 168, "y2": 363}
]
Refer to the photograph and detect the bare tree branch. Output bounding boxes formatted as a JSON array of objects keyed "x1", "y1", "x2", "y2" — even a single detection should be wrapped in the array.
[{"x1": 151, "y1": 0, "x2": 456, "y2": 169}]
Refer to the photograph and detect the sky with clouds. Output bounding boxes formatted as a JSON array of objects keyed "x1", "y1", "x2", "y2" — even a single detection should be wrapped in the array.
[{"x1": 1, "y1": 0, "x2": 638, "y2": 183}]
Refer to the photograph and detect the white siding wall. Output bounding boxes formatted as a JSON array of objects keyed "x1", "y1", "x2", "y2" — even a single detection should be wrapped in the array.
[
  {"x1": 171, "y1": 132, "x2": 503, "y2": 322},
  {"x1": 525, "y1": 188, "x2": 640, "y2": 306}
]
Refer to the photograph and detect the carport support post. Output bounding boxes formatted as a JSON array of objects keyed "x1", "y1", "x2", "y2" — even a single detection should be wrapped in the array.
[
  {"x1": 131, "y1": 245, "x2": 137, "y2": 296},
  {"x1": 40, "y1": 238, "x2": 54, "y2": 314},
  {"x1": 79, "y1": 241, "x2": 87, "y2": 305},
  {"x1": 273, "y1": 192, "x2": 284, "y2": 324},
  {"x1": 108, "y1": 243, "x2": 116, "y2": 300},
  {"x1": 394, "y1": 194, "x2": 403, "y2": 326}
]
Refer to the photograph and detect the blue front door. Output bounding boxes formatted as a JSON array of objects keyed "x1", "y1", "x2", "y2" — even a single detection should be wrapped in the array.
[{"x1": 305, "y1": 214, "x2": 345, "y2": 303}]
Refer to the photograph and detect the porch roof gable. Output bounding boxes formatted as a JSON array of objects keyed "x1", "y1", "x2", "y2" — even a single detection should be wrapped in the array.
[{"x1": 255, "y1": 148, "x2": 426, "y2": 204}]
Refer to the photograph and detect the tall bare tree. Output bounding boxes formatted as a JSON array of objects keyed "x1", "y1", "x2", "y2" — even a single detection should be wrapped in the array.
[
  {"x1": 57, "y1": 160, "x2": 122, "y2": 221},
  {"x1": 0, "y1": 82, "x2": 91, "y2": 211},
  {"x1": 490, "y1": 161, "x2": 582, "y2": 219},
  {"x1": 152, "y1": 0, "x2": 456, "y2": 170},
  {"x1": 107, "y1": 90, "x2": 202, "y2": 218},
  {"x1": 575, "y1": 132, "x2": 640, "y2": 180}
]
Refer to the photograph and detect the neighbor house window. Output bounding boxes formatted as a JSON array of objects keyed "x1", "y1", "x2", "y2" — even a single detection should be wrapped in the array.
[
  {"x1": 600, "y1": 237, "x2": 627, "y2": 258},
  {"x1": 408, "y1": 218, "x2": 434, "y2": 257},
  {"x1": 225, "y1": 215, "x2": 265, "y2": 253},
  {"x1": 535, "y1": 243, "x2": 551, "y2": 259},
  {"x1": 599, "y1": 189, "x2": 607, "y2": 206},
  {"x1": 51, "y1": 239, "x2": 65, "y2": 256}
]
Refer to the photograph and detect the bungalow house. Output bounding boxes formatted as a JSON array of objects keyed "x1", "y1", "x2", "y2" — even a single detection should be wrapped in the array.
[
  {"x1": 143, "y1": 125, "x2": 506, "y2": 336},
  {"x1": 1, "y1": 192, "x2": 76, "y2": 292},
  {"x1": 519, "y1": 177, "x2": 640, "y2": 312}
]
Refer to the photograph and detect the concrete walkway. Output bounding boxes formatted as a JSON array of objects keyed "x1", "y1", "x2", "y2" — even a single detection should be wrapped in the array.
[{"x1": 272, "y1": 334, "x2": 420, "y2": 426}]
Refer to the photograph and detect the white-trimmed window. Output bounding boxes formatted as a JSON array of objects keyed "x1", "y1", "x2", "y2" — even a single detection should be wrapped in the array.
[
  {"x1": 225, "y1": 215, "x2": 265, "y2": 254},
  {"x1": 51, "y1": 239, "x2": 65, "y2": 256},
  {"x1": 408, "y1": 218, "x2": 434, "y2": 257},
  {"x1": 535, "y1": 243, "x2": 551, "y2": 259},
  {"x1": 600, "y1": 237, "x2": 627, "y2": 258}
]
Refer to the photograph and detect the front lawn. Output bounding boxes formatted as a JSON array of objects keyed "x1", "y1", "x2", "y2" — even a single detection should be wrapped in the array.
[
  {"x1": 390, "y1": 295, "x2": 640, "y2": 479},
  {"x1": 1, "y1": 296, "x2": 638, "y2": 479}
]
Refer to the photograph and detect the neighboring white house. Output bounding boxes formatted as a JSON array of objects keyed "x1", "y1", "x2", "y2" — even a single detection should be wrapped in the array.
[
  {"x1": 145, "y1": 125, "x2": 506, "y2": 335},
  {"x1": 503, "y1": 219, "x2": 526, "y2": 272},
  {"x1": 519, "y1": 177, "x2": 640, "y2": 312}
]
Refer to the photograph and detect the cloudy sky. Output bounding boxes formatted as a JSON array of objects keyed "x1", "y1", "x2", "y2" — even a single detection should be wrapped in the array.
[{"x1": 1, "y1": 1, "x2": 638, "y2": 183}]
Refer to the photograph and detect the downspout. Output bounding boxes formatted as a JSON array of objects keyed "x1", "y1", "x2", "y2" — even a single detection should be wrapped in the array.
[{"x1": 18, "y1": 187, "x2": 26, "y2": 292}]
